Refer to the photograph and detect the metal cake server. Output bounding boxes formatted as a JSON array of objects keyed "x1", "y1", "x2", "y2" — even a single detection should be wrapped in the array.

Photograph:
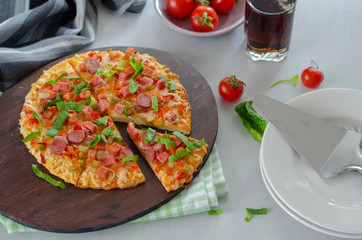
[{"x1": 253, "y1": 95, "x2": 362, "y2": 178}]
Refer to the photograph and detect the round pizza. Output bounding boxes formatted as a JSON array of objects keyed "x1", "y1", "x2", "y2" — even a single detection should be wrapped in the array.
[{"x1": 19, "y1": 47, "x2": 207, "y2": 191}]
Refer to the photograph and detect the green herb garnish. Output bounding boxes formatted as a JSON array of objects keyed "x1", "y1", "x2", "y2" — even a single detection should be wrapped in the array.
[
  {"x1": 93, "y1": 116, "x2": 108, "y2": 126},
  {"x1": 157, "y1": 75, "x2": 177, "y2": 91},
  {"x1": 122, "y1": 155, "x2": 139, "y2": 163},
  {"x1": 208, "y1": 208, "x2": 223, "y2": 215},
  {"x1": 129, "y1": 78, "x2": 138, "y2": 94},
  {"x1": 45, "y1": 109, "x2": 69, "y2": 138},
  {"x1": 32, "y1": 164, "x2": 66, "y2": 189},
  {"x1": 269, "y1": 75, "x2": 299, "y2": 88},
  {"x1": 23, "y1": 111, "x2": 42, "y2": 142},
  {"x1": 246, "y1": 208, "x2": 268, "y2": 215},
  {"x1": 74, "y1": 81, "x2": 89, "y2": 96},
  {"x1": 234, "y1": 101, "x2": 267, "y2": 142},
  {"x1": 172, "y1": 132, "x2": 189, "y2": 146},
  {"x1": 115, "y1": 60, "x2": 127, "y2": 71},
  {"x1": 168, "y1": 138, "x2": 205, "y2": 162},
  {"x1": 130, "y1": 53, "x2": 144, "y2": 79},
  {"x1": 244, "y1": 215, "x2": 252, "y2": 222},
  {"x1": 65, "y1": 76, "x2": 81, "y2": 80},
  {"x1": 42, "y1": 94, "x2": 63, "y2": 112},
  {"x1": 95, "y1": 64, "x2": 117, "y2": 79},
  {"x1": 151, "y1": 96, "x2": 158, "y2": 111},
  {"x1": 155, "y1": 134, "x2": 175, "y2": 150},
  {"x1": 124, "y1": 105, "x2": 135, "y2": 116},
  {"x1": 145, "y1": 128, "x2": 156, "y2": 144},
  {"x1": 44, "y1": 72, "x2": 68, "y2": 85}
]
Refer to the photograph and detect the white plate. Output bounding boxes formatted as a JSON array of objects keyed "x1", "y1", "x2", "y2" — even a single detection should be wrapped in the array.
[
  {"x1": 153, "y1": 0, "x2": 245, "y2": 37},
  {"x1": 260, "y1": 88, "x2": 362, "y2": 235},
  {"x1": 260, "y1": 159, "x2": 362, "y2": 239}
]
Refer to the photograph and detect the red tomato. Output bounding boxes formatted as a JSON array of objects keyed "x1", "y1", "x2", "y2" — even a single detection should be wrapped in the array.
[
  {"x1": 190, "y1": 6, "x2": 219, "y2": 32},
  {"x1": 301, "y1": 64, "x2": 324, "y2": 88},
  {"x1": 166, "y1": 0, "x2": 194, "y2": 19},
  {"x1": 211, "y1": 0, "x2": 234, "y2": 14},
  {"x1": 194, "y1": 0, "x2": 210, "y2": 8},
  {"x1": 218, "y1": 76, "x2": 245, "y2": 102}
]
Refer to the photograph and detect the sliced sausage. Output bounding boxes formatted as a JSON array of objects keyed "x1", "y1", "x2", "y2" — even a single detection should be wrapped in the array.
[
  {"x1": 108, "y1": 143, "x2": 122, "y2": 156},
  {"x1": 141, "y1": 66, "x2": 154, "y2": 78},
  {"x1": 157, "y1": 79, "x2": 166, "y2": 90},
  {"x1": 136, "y1": 93, "x2": 152, "y2": 108},
  {"x1": 59, "y1": 82, "x2": 70, "y2": 92},
  {"x1": 118, "y1": 73, "x2": 127, "y2": 82},
  {"x1": 114, "y1": 103, "x2": 125, "y2": 114},
  {"x1": 139, "y1": 76, "x2": 151, "y2": 85},
  {"x1": 67, "y1": 130, "x2": 85, "y2": 144},
  {"x1": 101, "y1": 155, "x2": 116, "y2": 167},
  {"x1": 127, "y1": 124, "x2": 139, "y2": 138},
  {"x1": 89, "y1": 75, "x2": 102, "y2": 88},
  {"x1": 85, "y1": 58, "x2": 100, "y2": 74},
  {"x1": 165, "y1": 111, "x2": 177, "y2": 123},
  {"x1": 51, "y1": 136, "x2": 68, "y2": 155},
  {"x1": 157, "y1": 152, "x2": 169, "y2": 163},
  {"x1": 83, "y1": 121, "x2": 98, "y2": 133},
  {"x1": 145, "y1": 148, "x2": 156, "y2": 162},
  {"x1": 97, "y1": 99, "x2": 109, "y2": 115}
]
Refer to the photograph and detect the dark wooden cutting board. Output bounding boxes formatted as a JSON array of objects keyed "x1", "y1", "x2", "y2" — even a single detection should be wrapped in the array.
[{"x1": 0, "y1": 47, "x2": 218, "y2": 233}]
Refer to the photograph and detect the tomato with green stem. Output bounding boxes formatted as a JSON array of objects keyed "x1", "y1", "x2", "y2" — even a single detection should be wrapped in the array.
[
  {"x1": 166, "y1": 0, "x2": 194, "y2": 19},
  {"x1": 190, "y1": 6, "x2": 219, "y2": 32},
  {"x1": 301, "y1": 61, "x2": 324, "y2": 88},
  {"x1": 218, "y1": 76, "x2": 245, "y2": 101}
]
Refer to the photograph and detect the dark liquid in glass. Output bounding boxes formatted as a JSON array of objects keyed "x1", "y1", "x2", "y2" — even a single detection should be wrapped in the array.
[{"x1": 245, "y1": 0, "x2": 296, "y2": 52}]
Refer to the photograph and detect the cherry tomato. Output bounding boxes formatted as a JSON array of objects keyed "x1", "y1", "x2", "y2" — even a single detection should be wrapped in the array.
[
  {"x1": 190, "y1": 6, "x2": 219, "y2": 32},
  {"x1": 166, "y1": 0, "x2": 194, "y2": 19},
  {"x1": 218, "y1": 76, "x2": 245, "y2": 102},
  {"x1": 211, "y1": 0, "x2": 234, "y2": 14},
  {"x1": 301, "y1": 62, "x2": 324, "y2": 88},
  {"x1": 194, "y1": 0, "x2": 210, "y2": 8}
]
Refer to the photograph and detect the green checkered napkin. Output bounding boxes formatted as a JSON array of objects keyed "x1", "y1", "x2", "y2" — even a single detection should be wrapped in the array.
[{"x1": 1, "y1": 145, "x2": 228, "y2": 233}]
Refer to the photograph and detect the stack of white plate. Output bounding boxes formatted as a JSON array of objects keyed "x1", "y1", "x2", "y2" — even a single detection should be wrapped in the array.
[{"x1": 259, "y1": 89, "x2": 362, "y2": 239}]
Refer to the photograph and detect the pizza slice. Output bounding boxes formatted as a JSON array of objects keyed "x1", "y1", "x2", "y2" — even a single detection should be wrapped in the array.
[
  {"x1": 126, "y1": 122, "x2": 208, "y2": 192},
  {"x1": 76, "y1": 118, "x2": 145, "y2": 190},
  {"x1": 67, "y1": 48, "x2": 192, "y2": 134}
]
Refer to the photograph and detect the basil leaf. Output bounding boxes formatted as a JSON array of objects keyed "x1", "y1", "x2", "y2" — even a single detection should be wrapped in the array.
[
  {"x1": 245, "y1": 208, "x2": 268, "y2": 215},
  {"x1": 130, "y1": 54, "x2": 144, "y2": 79},
  {"x1": 168, "y1": 138, "x2": 205, "y2": 162},
  {"x1": 172, "y1": 132, "x2": 189, "y2": 145},
  {"x1": 45, "y1": 109, "x2": 69, "y2": 138},
  {"x1": 100, "y1": 133, "x2": 108, "y2": 143},
  {"x1": 129, "y1": 78, "x2": 138, "y2": 94},
  {"x1": 208, "y1": 208, "x2": 223, "y2": 215},
  {"x1": 95, "y1": 64, "x2": 117, "y2": 79},
  {"x1": 84, "y1": 96, "x2": 92, "y2": 106},
  {"x1": 122, "y1": 155, "x2": 138, "y2": 163},
  {"x1": 145, "y1": 128, "x2": 156, "y2": 144},
  {"x1": 44, "y1": 72, "x2": 68, "y2": 85},
  {"x1": 116, "y1": 60, "x2": 127, "y2": 71},
  {"x1": 65, "y1": 76, "x2": 81, "y2": 80},
  {"x1": 56, "y1": 101, "x2": 84, "y2": 112},
  {"x1": 186, "y1": 138, "x2": 206, "y2": 151},
  {"x1": 234, "y1": 101, "x2": 267, "y2": 142},
  {"x1": 74, "y1": 81, "x2": 89, "y2": 96},
  {"x1": 88, "y1": 135, "x2": 101, "y2": 148},
  {"x1": 32, "y1": 164, "x2": 66, "y2": 189},
  {"x1": 168, "y1": 148, "x2": 191, "y2": 162},
  {"x1": 155, "y1": 135, "x2": 175, "y2": 150},
  {"x1": 157, "y1": 75, "x2": 176, "y2": 91},
  {"x1": 42, "y1": 95, "x2": 62, "y2": 112},
  {"x1": 23, "y1": 111, "x2": 42, "y2": 142},
  {"x1": 93, "y1": 116, "x2": 108, "y2": 126},
  {"x1": 102, "y1": 127, "x2": 113, "y2": 136},
  {"x1": 151, "y1": 96, "x2": 158, "y2": 111}
]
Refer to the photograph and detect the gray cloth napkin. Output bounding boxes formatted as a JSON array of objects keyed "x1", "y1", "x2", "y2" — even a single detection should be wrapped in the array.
[{"x1": 0, "y1": 0, "x2": 146, "y2": 92}]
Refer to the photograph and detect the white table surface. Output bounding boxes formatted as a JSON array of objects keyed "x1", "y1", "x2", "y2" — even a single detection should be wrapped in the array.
[{"x1": 2, "y1": 0, "x2": 362, "y2": 239}]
